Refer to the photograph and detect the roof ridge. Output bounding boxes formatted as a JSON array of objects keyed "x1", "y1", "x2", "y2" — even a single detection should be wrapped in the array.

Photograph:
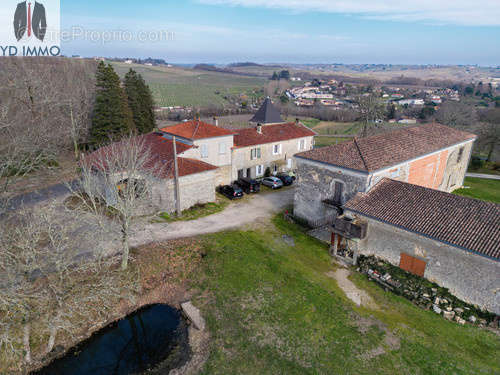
[{"x1": 353, "y1": 137, "x2": 369, "y2": 171}]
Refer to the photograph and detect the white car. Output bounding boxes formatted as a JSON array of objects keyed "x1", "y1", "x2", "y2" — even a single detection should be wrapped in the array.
[{"x1": 262, "y1": 177, "x2": 284, "y2": 189}]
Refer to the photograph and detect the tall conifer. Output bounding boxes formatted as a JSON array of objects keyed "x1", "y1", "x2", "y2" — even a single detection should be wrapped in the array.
[
  {"x1": 89, "y1": 62, "x2": 134, "y2": 147},
  {"x1": 124, "y1": 69, "x2": 156, "y2": 134}
]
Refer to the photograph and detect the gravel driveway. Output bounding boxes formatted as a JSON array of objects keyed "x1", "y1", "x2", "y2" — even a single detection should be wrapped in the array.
[{"x1": 131, "y1": 188, "x2": 295, "y2": 247}]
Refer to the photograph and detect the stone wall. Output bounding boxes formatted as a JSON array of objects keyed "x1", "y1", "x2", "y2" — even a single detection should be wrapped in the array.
[
  {"x1": 349, "y1": 213, "x2": 500, "y2": 314},
  {"x1": 439, "y1": 141, "x2": 474, "y2": 192},
  {"x1": 215, "y1": 165, "x2": 232, "y2": 186},
  {"x1": 294, "y1": 158, "x2": 368, "y2": 226},
  {"x1": 152, "y1": 170, "x2": 216, "y2": 213}
]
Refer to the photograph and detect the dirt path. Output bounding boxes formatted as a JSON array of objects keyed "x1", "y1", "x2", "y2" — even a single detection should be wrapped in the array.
[
  {"x1": 466, "y1": 173, "x2": 500, "y2": 180},
  {"x1": 326, "y1": 267, "x2": 379, "y2": 310},
  {"x1": 130, "y1": 188, "x2": 295, "y2": 247}
]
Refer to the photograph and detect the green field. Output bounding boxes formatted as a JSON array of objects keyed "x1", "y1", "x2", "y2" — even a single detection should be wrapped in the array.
[
  {"x1": 454, "y1": 177, "x2": 500, "y2": 204},
  {"x1": 111, "y1": 62, "x2": 266, "y2": 107},
  {"x1": 191, "y1": 216, "x2": 500, "y2": 374},
  {"x1": 314, "y1": 136, "x2": 353, "y2": 148}
]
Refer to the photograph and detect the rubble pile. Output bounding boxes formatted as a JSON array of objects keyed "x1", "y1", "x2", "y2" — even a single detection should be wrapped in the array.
[{"x1": 357, "y1": 255, "x2": 498, "y2": 328}]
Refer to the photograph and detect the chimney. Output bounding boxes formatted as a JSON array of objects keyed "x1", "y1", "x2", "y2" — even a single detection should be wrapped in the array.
[
  {"x1": 256, "y1": 123, "x2": 262, "y2": 134},
  {"x1": 295, "y1": 118, "x2": 300, "y2": 125},
  {"x1": 213, "y1": 116, "x2": 219, "y2": 127}
]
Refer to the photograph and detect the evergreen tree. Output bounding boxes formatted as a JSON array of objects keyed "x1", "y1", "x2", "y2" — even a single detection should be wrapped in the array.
[
  {"x1": 124, "y1": 69, "x2": 156, "y2": 134},
  {"x1": 89, "y1": 62, "x2": 134, "y2": 147}
]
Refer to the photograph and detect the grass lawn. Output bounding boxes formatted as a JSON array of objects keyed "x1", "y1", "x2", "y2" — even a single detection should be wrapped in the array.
[
  {"x1": 155, "y1": 196, "x2": 229, "y2": 223},
  {"x1": 454, "y1": 177, "x2": 500, "y2": 204},
  {"x1": 190, "y1": 215, "x2": 500, "y2": 374},
  {"x1": 314, "y1": 136, "x2": 352, "y2": 148}
]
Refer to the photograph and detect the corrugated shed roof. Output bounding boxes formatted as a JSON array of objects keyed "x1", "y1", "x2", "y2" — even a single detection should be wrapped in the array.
[
  {"x1": 233, "y1": 122, "x2": 316, "y2": 148},
  {"x1": 345, "y1": 179, "x2": 500, "y2": 260},
  {"x1": 296, "y1": 123, "x2": 476, "y2": 172}
]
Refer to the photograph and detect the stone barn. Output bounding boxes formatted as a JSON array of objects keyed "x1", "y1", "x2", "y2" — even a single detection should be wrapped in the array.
[
  {"x1": 85, "y1": 132, "x2": 218, "y2": 214},
  {"x1": 333, "y1": 179, "x2": 500, "y2": 314},
  {"x1": 293, "y1": 123, "x2": 476, "y2": 227}
]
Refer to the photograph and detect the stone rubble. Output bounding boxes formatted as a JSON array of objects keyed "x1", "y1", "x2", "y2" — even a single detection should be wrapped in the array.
[{"x1": 358, "y1": 255, "x2": 498, "y2": 328}]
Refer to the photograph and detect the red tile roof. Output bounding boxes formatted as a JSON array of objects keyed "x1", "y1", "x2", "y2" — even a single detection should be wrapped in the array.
[
  {"x1": 84, "y1": 133, "x2": 217, "y2": 180},
  {"x1": 233, "y1": 122, "x2": 316, "y2": 148},
  {"x1": 161, "y1": 120, "x2": 235, "y2": 140},
  {"x1": 296, "y1": 123, "x2": 476, "y2": 172},
  {"x1": 171, "y1": 157, "x2": 218, "y2": 178},
  {"x1": 345, "y1": 179, "x2": 500, "y2": 260}
]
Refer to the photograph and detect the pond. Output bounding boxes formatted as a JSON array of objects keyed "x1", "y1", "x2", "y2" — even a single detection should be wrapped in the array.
[{"x1": 33, "y1": 304, "x2": 190, "y2": 375}]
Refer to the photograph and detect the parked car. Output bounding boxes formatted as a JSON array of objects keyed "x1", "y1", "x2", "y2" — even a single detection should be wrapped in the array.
[
  {"x1": 219, "y1": 185, "x2": 244, "y2": 199},
  {"x1": 276, "y1": 173, "x2": 294, "y2": 186},
  {"x1": 237, "y1": 177, "x2": 261, "y2": 194},
  {"x1": 262, "y1": 177, "x2": 284, "y2": 189}
]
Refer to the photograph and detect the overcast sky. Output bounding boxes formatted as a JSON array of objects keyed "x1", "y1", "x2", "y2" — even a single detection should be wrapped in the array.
[{"x1": 62, "y1": 0, "x2": 500, "y2": 65}]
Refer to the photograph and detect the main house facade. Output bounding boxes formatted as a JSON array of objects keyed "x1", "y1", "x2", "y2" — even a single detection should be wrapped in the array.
[
  {"x1": 161, "y1": 99, "x2": 315, "y2": 186},
  {"x1": 293, "y1": 123, "x2": 476, "y2": 227}
]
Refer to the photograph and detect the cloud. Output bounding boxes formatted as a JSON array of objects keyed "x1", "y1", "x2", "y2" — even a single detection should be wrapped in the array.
[{"x1": 197, "y1": 0, "x2": 500, "y2": 26}]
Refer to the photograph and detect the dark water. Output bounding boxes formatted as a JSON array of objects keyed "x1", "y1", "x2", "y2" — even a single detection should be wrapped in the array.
[{"x1": 33, "y1": 304, "x2": 190, "y2": 375}]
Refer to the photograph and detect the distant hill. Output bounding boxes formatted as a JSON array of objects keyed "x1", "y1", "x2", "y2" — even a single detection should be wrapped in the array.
[
  {"x1": 228, "y1": 62, "x2": 263, "y2": 68},
  {"x1": 193, "y1": 64, "x2": 261, "y2": 77}
]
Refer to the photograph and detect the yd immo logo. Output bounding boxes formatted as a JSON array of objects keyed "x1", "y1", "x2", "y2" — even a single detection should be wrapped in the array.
[
  {"x1": 14, "y1": 1, "x2": 47, "y2": 42},
  {"x1": 1, "y1": 0, "x2": 60, "y2": 56}
]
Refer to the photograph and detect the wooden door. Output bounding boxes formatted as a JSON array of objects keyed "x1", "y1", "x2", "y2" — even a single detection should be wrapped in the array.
[{"x1": 399, "y1": 253, "x2": 426, "y2": 277}]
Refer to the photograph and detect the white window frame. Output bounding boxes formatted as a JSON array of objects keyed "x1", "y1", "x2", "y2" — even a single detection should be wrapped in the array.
[
  {"x1": 298, "y1": 139, "x2": 306, "y2": 151},
  {"x1": 256, "y1": 164, "x2": 264, "y2": 177},
  {"x1": 201, "y1": 144, "x2": 208, "y2": 158},
  {"x1": 273, "y1": 144, "x2": 282, "y2": 155},
  {"x1": 219, "y1": 142, "x2": 226, "y2": 155},
  {"x1": 251, "y1": 147, "x2": 261, "y2": 160}
]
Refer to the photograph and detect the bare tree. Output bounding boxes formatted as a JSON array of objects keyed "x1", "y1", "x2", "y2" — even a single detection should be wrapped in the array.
[
  {"x1": 354, "y1": 94, "x2": 386, "y2": 137},
  {"x1": 69, "y1": 136, "x2": 164, "y2": 270},
  {"x1": 0, "y1": 57, "x2": 96, "y2": 186},
  {"x1": 434, "y1": 101, "x2": 479, "y2": 129},
  {"x1": 0, "y1": 203, "x2": 139, "y2": 369}
]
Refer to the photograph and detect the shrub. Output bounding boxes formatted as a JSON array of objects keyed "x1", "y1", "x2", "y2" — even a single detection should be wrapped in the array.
[{"x1": 470, "y1": 156, "x2": 485, "y2": 170}]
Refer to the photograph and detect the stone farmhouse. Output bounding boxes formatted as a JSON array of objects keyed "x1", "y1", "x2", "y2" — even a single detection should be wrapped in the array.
[
  {"x1": 86, "y1": 99, "x2": 315, "y2": 213},
  {"x1": 161, "y1": 99, "x2": 315, "y2": 185},
  {"x1": 294, "y1": 123, "x2": 476, "y2": 226},
  {"x1": 293, "y1": 124, "x2": 500, "y2": 314}
]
